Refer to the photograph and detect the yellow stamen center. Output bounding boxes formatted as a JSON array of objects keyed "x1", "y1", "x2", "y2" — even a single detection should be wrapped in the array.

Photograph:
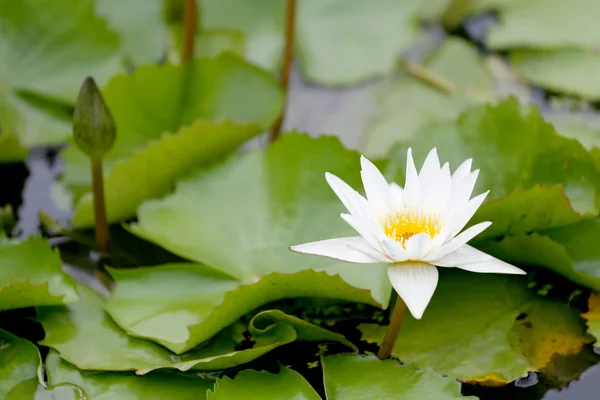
[{"x1": 382, "y1": 210, "x2": 441, "y2": 248}]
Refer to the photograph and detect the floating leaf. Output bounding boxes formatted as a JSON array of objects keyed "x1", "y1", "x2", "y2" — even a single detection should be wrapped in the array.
[
  {"x1": 45, "y1": 351, "x2": 213, "y2": 400},
  {"x1": 207, "y1": 355, "x2": 471, "y2": 399},
  {"x1": 0, "y1": 236, "x2": 78, "y2": 311},
  {"x1": 322, "y1": 355, "x2": 472, "y2": 399},
  {"x1": 477, "y1": 219, "x2": 600, "y2": 292},
  {"x1": 486, "y1": 0, "x2": 600, "y2": 50},
  {"x1": 0, "y1": 91, "x2": 70, "y2": 160},
  {"x1": 389, "y1": 99, "x2": 600, "y2": 239},
  {"x1": 508, "y1": 299, "x2": 590, "y2": 372},
  {"x1": 0, "y1": 329, "x2": 42, "y2": 398},
  {"x1": 38, "y1": 284, "x2": 354, "y2": 372},
  {"x1": 582, "y1": 294, "x2": 600, "y2": 346},
  {"x1": 71, "y1": 121, "x2": 263, "y2": 227},
  {"x1": 64, "y1": 53, "x2": 283, "y2": 226},
  {"x1": 510, "y1": 50, "x2": 600, "y2": 101},
  {"x1": 200, "y1": 0, "x2": 422, "y2": 85},
  {"x1": 363, "y1": 38, "x2": 496, "y2": 158},
  {"x1": 168, "y1": 23, "x2": 246, "y2": 63},
  {"x1": 207, "y1": 366, "x2": 321, "y2": 400},
  {"x1": 94, "y1": 0, "x2": 166, "y2": 66},
  {"x1": 105, "y1": 264, "x2": 375, "y2": 354},
  {"x1": 0, "y1": 0, "x2": 124, "y2": 156},
  {"x1": 360, "y1": 269, "x2": 586, "y2": 384},
  {"x1": 126, "y1": 134, "x2": 391, "y2": 352},
  {"x1": 544, "y1": 112, "x2": 600, "y2": 151}
]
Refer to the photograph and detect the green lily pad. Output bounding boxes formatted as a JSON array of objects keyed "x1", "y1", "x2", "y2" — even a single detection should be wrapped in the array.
[
  {"x1": 200, "y1": 0, "x2": 422, "y2": 85},
  {"x1": 38, "y1": 284, "x2": 354, "y2": 372},
  {"x1": 45, "y1": 351, "x2": 213, "y2": 400},
  {"x1": 477, "y1": 218, "x2": 600, "y2": 292},
  {"x1": 363, "y1": 37, "x2": 496, "y2": 158},
  {"x1": 359, "y1": 269, "x2": 585, "y2": 384},
  {"x1": 0, "y1": 329, "x2": 84, "y2": 399},
  {"x1": 544, "y1": 112, "x2": 600, "y2": 151},
  {"x1": 510, "y1": 50, "x2": 600, "y2": 101},
  {"x1": 207, "y1": 355, "x2": 472, "y2": 399},
  {"x1": 0, "y1": 329, "x2": 43, "y2": 398},
  {"x1": 126, "y1": 134, "x2": 391, "y2": 351},
  {"x1": 0, "y1": 0, "x2": 124, "y2": 157},
  {"x1": 167, "y1": 20, "x2": 246, "y2": 63},
  {"x1": 582, "y1": 294, "x2": 600, "y2": 345},
  {"x1": 71, "y1": 121, "x2": 264, "y2": 227},
  {"x1": 486, "y1": 0, "x2": 600, "y2": 50},
  {"x1": 64, "y1": 53, "x2": 283, "y2": 227},
  {"x1": 207, "y1": 366, "x2": 320, "y2": 400},
  {"x1": 93, "y1": 0, "x2": 166, "y2": 66},
  {"x1": 321, "y1": 355, "x2": 473, "y2": 399},
  {"x1": 105, "y1": 264, "x2": 378, "y2": 354},
  {"x1": 389, "y1": 98, "x2": 600, "y2": 239},
  {"x1": 0, "y1": 236, "x2": 78, "y2": 311}
]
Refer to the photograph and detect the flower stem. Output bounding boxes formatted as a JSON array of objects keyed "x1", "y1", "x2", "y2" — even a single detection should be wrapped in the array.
[
  {"x1": 183, "y1": 0, "x2": 197, "y2": 63},
  {"x1": 377, "y1": 296, "x2": 407, "y2": 360},
  {"x1": 269, "y1": 0, "x2": 296, "y2": 143},
  {"x1": 91, "y1": 158, "x2": 109, "y2": 253},
  {"x1": 403, "y1": 60, "x2": 456, "y2": 94}
]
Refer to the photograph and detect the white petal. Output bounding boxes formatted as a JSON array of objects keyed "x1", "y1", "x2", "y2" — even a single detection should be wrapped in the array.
[
  {"x1": 403, "y1": 148, "x2": 421, "y2": 209},
  {"x1": 291, "y1": 237, "x2": 384, "y2": 264},
  {"x1": 452, "y1": 158, "x2": 472, "y2": 180},
  {"x1": 405, "y1": 233, "x2": 432, "y2": 260},
  {"x1": 418, "y1": 148, "x2": 440, "y2": 182},
  {"x1": 381, "y1": 239, "x2": 409, "y2": 262},
  {"x1": 325, "y1": 172, "x2": 366, "y2": 216},
  {"x1": 389, "y1": 182, "x2": 404, "y2": 208},
  {"x1": 428, "y1": 221, "x2": 492, "y2": 261},
  {"x1": 360, "y1": 155, "x2": 393, "y2": 215},
  {"x1": 450, "y1": 170, "x2": 479, "y2": 209},
  {"x1": 446, "y1": 190, "x2": 489, "y2": 239},
  {"x1": 459, "y1": 257, "x2": 526, "y2": 275},
  {"x1": 341, "y1": 213, "x2": 384, "y2": 252},
  {"x1": 432, "y1": 245, "x2": 496, "y2": 267},
  {"x1": 387, "y1": 263, "x2": 439, "y2": 319}
]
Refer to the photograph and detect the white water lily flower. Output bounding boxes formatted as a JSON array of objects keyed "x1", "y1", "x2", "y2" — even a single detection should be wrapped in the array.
[{"x1": 291, "y1": 148, "x2": 525, "y2": 319}]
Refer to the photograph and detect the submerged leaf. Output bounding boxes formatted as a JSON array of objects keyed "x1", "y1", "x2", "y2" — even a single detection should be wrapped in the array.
[
  {"x1": 390, "y1": 99, "x2": 600, "y2": 239},
  {"x1": 360, "y1": 269, "x2": 586, "y2": 384},
  {"x1": 0, "y1": 236, "x2": 78, "y2": 311}
]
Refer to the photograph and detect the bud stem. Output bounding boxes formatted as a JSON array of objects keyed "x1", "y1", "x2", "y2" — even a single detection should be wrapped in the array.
[
  {"x1": 403, "y1": 60, "x2": 456, "y2": 94},
  {"x1": 377, "y1": 296, "x2": 407, "y2": 360},
  {"x1": 183, "y1": 0, "x2": 197, "y2": 63},
  {"x1": 269, "y1": 0, "x2": 296, "y2": 143},
  {"x1": 91, "y1": 158, "x2": 109, "y2": 253}
]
